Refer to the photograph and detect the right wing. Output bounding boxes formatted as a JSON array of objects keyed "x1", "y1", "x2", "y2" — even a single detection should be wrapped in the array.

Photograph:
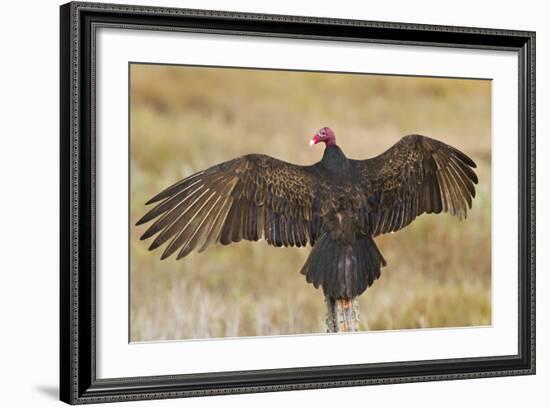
[{"x1": 351, "y1": 134, "x2": 478, "y2": 236}]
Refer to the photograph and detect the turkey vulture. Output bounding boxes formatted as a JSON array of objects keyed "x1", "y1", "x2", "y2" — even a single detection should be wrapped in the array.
[{"x1": 136, "y1": 127, "x2": 478, "y2": 299}]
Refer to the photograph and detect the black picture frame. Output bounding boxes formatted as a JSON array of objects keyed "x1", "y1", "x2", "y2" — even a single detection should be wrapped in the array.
[{"x1": 60, "y1": 1, "x2": 536, "y2": 404}]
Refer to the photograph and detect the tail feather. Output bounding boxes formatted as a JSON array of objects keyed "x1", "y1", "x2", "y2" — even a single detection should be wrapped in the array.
[{"x1": 300, "y1": 233, "x2": 386, "y2": 298}]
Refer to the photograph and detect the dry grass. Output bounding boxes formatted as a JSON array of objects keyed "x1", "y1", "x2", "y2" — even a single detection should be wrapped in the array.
[{"x1": 130, "y1": 64, "x2": 491, "y2": 341}]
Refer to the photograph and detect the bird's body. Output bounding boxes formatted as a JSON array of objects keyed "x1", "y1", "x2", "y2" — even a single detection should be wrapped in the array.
[{"x1": 137, "y1": 128, "x2": 478, "y2": 299}]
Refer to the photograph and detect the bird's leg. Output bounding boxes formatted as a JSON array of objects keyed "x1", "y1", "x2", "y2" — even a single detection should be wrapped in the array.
[{"x1": 325, "y1": 296, "x2": 360, "y2": 332}]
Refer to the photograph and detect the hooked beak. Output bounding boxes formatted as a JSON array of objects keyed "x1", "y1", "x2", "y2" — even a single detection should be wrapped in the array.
[{"x1": 310, "y1": 134, "x2": 320, "y2": 147}]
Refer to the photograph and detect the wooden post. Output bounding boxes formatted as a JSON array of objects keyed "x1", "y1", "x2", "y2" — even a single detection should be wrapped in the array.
[{"x1": 325, "y1": 297, "x2": 360, "y2": 332}]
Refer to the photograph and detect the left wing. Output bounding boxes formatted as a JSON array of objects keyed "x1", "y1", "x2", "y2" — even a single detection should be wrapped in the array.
[{"x1": 136, "y1": 154, "x2": 327, "y2": 260}]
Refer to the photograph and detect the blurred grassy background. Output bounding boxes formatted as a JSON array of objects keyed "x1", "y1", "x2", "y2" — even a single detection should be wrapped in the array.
[{"x1": 130, "y1": 64, "x2": 491, "y2": 341}]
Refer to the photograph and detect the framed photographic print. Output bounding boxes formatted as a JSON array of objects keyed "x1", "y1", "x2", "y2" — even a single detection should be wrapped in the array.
[{"x1": 60, "y1": 1, "x2": 536, "y2": 404}]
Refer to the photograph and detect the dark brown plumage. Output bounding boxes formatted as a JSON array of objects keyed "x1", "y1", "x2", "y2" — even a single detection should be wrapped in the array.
[{"x1": 137, "y1": 127, "x2": 478, "y2": 299}]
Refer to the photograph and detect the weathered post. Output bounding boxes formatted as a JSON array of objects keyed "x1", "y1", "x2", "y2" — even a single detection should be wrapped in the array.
[{"x1": 325, "y1": 296, "x2": 360, "y2": 332}]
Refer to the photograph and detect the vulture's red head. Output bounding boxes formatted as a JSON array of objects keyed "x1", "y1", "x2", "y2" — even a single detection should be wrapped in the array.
[{"x1": 310, "y1": 127, "x2": 336, "y2": 147}]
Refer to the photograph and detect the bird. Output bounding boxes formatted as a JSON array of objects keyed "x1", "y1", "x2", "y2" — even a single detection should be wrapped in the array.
[{"x1": 136, "y1": 127, "x2": 478, "y2": 299}]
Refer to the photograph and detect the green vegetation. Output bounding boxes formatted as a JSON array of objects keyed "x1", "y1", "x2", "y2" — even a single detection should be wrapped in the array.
[{"x1": 130, "y1": 64, "x2": 491, "y2": 341}]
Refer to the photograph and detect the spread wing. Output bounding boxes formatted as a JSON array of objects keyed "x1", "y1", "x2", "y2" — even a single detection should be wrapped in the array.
[
  {"x1": 352, "y1": 134, "x2": 478, "y2": 236},
  {"x1": 136, "y1": 154, "x2": 325, "y2": 260}
]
